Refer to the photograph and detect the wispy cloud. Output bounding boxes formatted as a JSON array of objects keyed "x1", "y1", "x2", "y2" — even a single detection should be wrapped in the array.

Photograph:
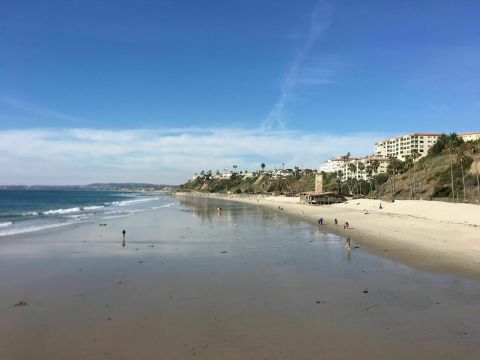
[
  {"x1": 262, "y1": 1, "x2": 333, "y2": 130},
  {"x1": 0, "y1": 127, "x2": 387, "y2": 185},
  {"x1": 0, "y1": 94, "x2": 97, "y2": 126}
]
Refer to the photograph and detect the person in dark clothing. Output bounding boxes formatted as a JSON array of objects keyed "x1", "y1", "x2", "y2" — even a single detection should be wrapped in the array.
[
  {"x1": 334, "y1": 218, "x2": 338, "y2": 225},
  {"x1": 122, "y1": 230, "x2": 126, "y2": 247}
]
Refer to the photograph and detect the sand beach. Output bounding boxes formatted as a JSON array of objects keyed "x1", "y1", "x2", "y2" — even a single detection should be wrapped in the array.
[{"x1": 1, "y1": 193, "x2": 479, "y2": 359}]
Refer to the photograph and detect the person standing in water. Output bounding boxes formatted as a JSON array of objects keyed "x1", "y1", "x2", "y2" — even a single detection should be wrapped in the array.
[{"x1": 122, "y1": 229, "x2": 126, "y2": 247}]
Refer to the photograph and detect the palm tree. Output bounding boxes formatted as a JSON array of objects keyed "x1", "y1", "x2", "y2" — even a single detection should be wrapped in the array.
[
  {"x1": 404, "y1": 155, "x2": 414, "y2": 199},
  {"x1": 348, "y1": 163, "x2": 357, "y2": 195},
  {"x1": 471, "y1": 142, "x2": 480, "y2": 202},
  {"x1": 456, "y1": 150, "x2": 467, "y2": 202},
  {"x1": 416, "y1": 162, "x2": 425, "y2": 199},
  {"x1": 366, "y1": 165, "x2": 373, "y2": 194},
  {"x1": 371, "y1": 160, "x2": 380, "y2": 198},
  {"x1": 446, "y1": 140, "x2": 456, "y2": 202},
  {"x1": 261, "y1": 163, "x2": 266, "y2": 172},
  {"x1": 411, "y1": 149, "x2": 421, "y2": 198},
  {"x1": 357, "y1": 162, "x2": 365, "y2": 195},
  {"x1": 387, "y1": 156, "x2": 400, "y2": 200},
  {"x1": 337, "y1": 170, "x2": 343, "y2": 193}
]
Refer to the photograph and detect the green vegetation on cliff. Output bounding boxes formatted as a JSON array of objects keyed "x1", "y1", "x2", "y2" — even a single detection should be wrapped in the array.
[
  {"x1": 376, "y1": 136, "x2": 479, "y2": 202},
  {"x1": 181, "y1": 135, "x2": 480, "y2": 203},
  {"x1": 180, "y1": 169, "x2": 318, "y2": 195}
]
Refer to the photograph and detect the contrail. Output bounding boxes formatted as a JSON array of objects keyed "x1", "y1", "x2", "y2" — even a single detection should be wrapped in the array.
[{"x1": 262, "y1": 1, "x2": 332, "y2": 130}]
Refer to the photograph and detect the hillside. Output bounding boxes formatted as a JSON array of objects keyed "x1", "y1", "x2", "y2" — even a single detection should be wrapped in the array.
[
  {"x1": 180, "y1": 170, "x2": 318, "y2": 195},
  {"x1": 181, "y1": 136, "x2": 479, "y2": 204},
  {"x1": 376, "y1": 139, "x2": 479, "y2": 202}
]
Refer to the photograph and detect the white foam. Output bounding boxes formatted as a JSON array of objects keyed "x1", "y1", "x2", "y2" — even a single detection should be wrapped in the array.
[
  {"x1": 152, "y1": 202, "x2": 176, "y2": 209},
  {"x1": 102, "y1": 214, "x2": 132, "y2": 220},
  {"x1": 44, "y1": 207, "x2": 81, "y2": 215},
  {"x1": 83, "y1": 205, "x2": 104, "y2": 210},
  {"x1": 0, "y1": 222, "x2": 75, "y2": 237},
  {"x1": 0, "y1": 221, "x2": 12, "y2": 228},
  {"x1": 112, "y1": 197, "x2": 159, "y2": 207},
  {"x1": 103, "y1": 210, "x2": 124, "y2": 215},
  {"x1": 22, "y1": 211, "x2": 39, "y2": 216}
]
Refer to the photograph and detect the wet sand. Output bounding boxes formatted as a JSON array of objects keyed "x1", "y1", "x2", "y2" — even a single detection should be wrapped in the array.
[
  {"x1": 1, "y1": 196, "x2": 479, "y2": 359},
  {"x1": 181, "y1": 193, "x2": 480, "y2": 280}
]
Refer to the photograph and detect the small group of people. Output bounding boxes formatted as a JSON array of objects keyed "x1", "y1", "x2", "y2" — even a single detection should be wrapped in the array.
[
  {"x1": 317, "y1": 216, "x2": 349, "y2": 230},
  {"x1": 315, "y1": 216, "x2": 352, "y2": 249}
]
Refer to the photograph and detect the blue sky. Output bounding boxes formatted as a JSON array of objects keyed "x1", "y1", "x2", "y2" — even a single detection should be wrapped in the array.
[{"x1": 1, "y1": 0, "x2": 479, "y2": 184}]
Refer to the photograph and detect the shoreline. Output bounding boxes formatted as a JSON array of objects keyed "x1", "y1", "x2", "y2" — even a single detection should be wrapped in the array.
[{"x1": 176, "y1": 192, "x2": 480, "y2": 281}]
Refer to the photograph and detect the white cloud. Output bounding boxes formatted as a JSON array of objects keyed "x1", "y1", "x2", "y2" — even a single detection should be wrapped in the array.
[{"x1": 0, "y1": 127, "x2": 387, "y2": 185}]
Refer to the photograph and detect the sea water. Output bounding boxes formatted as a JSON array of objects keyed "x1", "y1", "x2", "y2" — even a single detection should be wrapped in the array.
[{"x1": 0, "y1": 189, "x2": 173, "y2": 236}]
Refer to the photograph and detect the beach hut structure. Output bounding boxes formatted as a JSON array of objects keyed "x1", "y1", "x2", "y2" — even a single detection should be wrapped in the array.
[{"x1": 299, "y1": 191, "x2": 346, "y2": 205}]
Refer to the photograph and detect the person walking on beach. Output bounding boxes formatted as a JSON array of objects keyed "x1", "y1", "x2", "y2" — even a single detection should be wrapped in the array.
[
  {"x1": 343, "y1": 221, "x2": 349, "y2": 229},
  {"x1": 334, "y1": 218, "x2": 338, "y2": 225},
  {"x1": 345, "y1": 236, "x2": 351, "y2": 249},
  {"x1": 122, "y1": 229, "x2": 126, "y2": 247},
  {"x1": 318, "y1": 217, "x2": 323, "y2": 225}
]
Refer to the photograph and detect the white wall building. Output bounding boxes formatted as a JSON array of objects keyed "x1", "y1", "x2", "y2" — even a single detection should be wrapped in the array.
[
  {"x1": 318, "y1": 159, "x2": 342, "y2": 173},
  {"x1": 319, "y1": 156, "x2": 388, "y2": 181},
  {"x1": 374, "y1": 132, "x2": 480, "y2": 161},
  {"x1": 460, "y1": 132, "x2": 480, "y2": 142},
  {"x1": 374, "y1": 133, "x2": 441, "y2": 161},
  {"x1": 338, "y1": 156, "x2": 389, "y2": 181}
]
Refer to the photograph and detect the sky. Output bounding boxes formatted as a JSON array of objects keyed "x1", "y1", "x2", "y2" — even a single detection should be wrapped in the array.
[{"x1": 1, "y1": 0, "x2": 479, "y2": 184}]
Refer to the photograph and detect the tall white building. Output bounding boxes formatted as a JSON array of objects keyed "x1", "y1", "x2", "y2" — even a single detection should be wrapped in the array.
[
  {"x1": 374, "y1": 132, "x2": 480, "y2": 161},
  {"x1": 460, "y1": 132, "x2": 480, "y2": 142},
  {"x1": 374, "y1": 133, "x2": 441, "y2": 161}
]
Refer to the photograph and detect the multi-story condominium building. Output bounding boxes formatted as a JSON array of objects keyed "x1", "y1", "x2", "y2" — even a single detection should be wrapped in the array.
[
  {"x1": 318, "y1": 157, "x2": 357, "y2": 173},
  {"x1": 374, "y1": 133, "x2": 441, "y2": 161},
  {"x1": 460, "y1": 132, "x2": 480, "y2": 142},
  {"x1": 374, "y1": 132, "x2": 480, "y2": 161},
  {"x1": 319, "y1": 156, "x2": 389, "y2": 181},
  {"x1": 318, "y1": 155, "x2": 359, "y2": 173},
  {"x1": 339, "y1": 156, "x2": 389, "y2": 182}
]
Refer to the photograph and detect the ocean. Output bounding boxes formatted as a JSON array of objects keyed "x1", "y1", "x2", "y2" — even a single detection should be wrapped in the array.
[{"x1": 0, "y1": 189, "x2": 174, "y2": 236}]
